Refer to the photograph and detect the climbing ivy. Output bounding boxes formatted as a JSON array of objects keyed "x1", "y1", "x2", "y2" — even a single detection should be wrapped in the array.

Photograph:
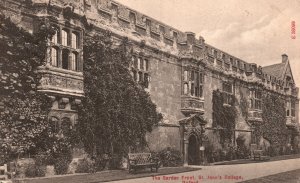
[
  {"x1": 256, "y1": 92, "x2": 288, "y2": 147},
  {"x1": 78, "y1": 32, "x2": 162, "y2": 165},
  {"x1": 212, "y1": 90, "x2": 237, "y2": 146},
  {"x1": 0, "y1": 15, "x2": 52, "y2": 162},
  {"x1": 239, "y1": 90, "x2": 249, "y2": 121}
]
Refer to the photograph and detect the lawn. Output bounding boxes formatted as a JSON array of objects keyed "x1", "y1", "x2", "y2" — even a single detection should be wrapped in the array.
[
  {"x1": 241, "y1": 169, "x2": 300, "y2": 183},
  {"x1": 13, "y1": 166, "x2": 200, "y2": 183},
  {"x1": 213, "y1": 153, "x2": 300, "y2": 165}
]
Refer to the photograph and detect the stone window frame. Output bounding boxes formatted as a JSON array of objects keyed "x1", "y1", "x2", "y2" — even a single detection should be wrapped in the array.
[
  {"x1": 182, "y1": 67, "x2": 204, "y2": 98},
  {"x1": 249, "y1": 89, "x2": 262, "y2": 110},
  {"x1": 131, "y1": 55, "x2": 150, "y2": 88},
  {"x1": 49, "y1": 24, "x2": 83, "y2": 72}
]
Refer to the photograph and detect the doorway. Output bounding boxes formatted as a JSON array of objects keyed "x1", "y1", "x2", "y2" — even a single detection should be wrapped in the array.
[{"x1": 188, "y1": 134, "x2": 199, "y2": 165}]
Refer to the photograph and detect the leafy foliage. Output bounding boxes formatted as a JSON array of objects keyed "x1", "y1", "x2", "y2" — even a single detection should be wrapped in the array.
[
  {"x1": 153, "y1": 148, "x2": 182, "y2": 167},
  {"x1": 75, "y1": 158, "x2": 96, "y2": 173},
  {"x1": 212, "y1": 90, "x2": 237, "y2": 146},
  {"x1": 78, "y1": 32, "x2": 162, "y2": 165},
  {"x1": 0, "y1": 15, "x2": 53, "y2": 162},
  {"x1": 256, "y1": 93, "x2": 288, "y2": 146}
]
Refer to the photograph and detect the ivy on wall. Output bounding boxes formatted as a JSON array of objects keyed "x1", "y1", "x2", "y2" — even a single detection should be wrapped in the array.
[
  {"x1": 0, "y1": 15, "x2": 78, "y2": 168},
  {"x1": 212, "y1": 89, "x2": 237, "y2": 146},
  {"x1": 239, "y1": 90, "x2": 248, "y2": 121},
  {"x1": 78, "y1": 32, "x2": 162, "y2": 166},
  {"x1": 0, "y1": 15, "x2": 52, "y2": 162},
  {"x1": 256, "y1": 92, "x2": 288, "y2": 147}
]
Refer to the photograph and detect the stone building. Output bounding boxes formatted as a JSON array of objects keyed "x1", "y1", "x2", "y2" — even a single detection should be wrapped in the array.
[{"x1": 1, "y1": 0, "x2": 299, "y2": 165}]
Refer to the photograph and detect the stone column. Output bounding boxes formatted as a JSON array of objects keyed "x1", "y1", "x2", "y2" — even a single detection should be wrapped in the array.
[{"x1": 184, "y1": 139, "x2": 189, "y2": 166}]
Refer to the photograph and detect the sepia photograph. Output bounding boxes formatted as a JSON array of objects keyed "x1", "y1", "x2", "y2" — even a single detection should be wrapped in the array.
[{"x1": 0, "y1": 0, "x2": 299, "y2": 182}]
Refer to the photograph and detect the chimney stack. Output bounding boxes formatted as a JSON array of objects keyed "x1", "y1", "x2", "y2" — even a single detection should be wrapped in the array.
[{"x1": 282, "y1": 54, "x2": 288, "y2": 63}]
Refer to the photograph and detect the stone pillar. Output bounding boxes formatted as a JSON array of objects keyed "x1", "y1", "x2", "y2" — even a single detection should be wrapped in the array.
[{"x1": 184, "y1": 139, "x2": 189, "y2": 166}]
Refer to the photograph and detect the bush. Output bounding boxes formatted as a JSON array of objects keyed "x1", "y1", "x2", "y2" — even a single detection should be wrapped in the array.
[
  {"x1": 54, "y1": 155, "x2": 72, "y2": 175},
  {"x1": 24, "y1": 162, "x2": 46, "y2": 178},
  {"x1": 154, "y1": 148, "x2": 182, "y2": 167},
  {"x1": 75, "y1": 158, "x2": 96, "y2": 173}
]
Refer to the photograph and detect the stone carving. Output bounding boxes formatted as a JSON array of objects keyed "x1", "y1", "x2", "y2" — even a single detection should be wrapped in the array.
[{"x1": 39, "y1": 72, "x2": 83, "y2": 94}]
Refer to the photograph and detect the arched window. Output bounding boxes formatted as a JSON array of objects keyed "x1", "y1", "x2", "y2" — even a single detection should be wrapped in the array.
[
  {"x1": 70, "y1": 52, "x2": 77, "y2": 71},
  {"x1": 62, "y1": 29, "x2": 68, "y2": 46},
  {"x1": 51, "y1": 47, "x2": 58, "y2": 67}
]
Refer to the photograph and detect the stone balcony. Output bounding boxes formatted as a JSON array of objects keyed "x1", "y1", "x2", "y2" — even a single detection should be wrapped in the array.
[
  {"x1": 181, "y1": 95, "x2": 204, "y2": 115},
  {"x1": 37, "y1": 66, "x2": 84, "y2": 97},
  {"x1": 248, "y1": 109, "x2": 263, "y2": 123}
]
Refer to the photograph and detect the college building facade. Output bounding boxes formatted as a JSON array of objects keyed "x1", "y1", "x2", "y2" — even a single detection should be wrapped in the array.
[{"x1": 1, "y1": 0, "x2": 299, "y2": 165}]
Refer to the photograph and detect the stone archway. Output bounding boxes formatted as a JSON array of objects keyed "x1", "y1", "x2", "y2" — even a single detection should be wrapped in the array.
[
  {"x1": 179, "y1": 114, "x2": 207, "y2": 166},
  {"x1": 188, "y1": 134, "x2": 200, "y2": 165}
]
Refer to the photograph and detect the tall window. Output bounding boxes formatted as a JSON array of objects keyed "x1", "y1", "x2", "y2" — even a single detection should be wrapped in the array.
[
  {"x1": 51, "y1": 47, "x2": 58, "y2": 67},
  {"x1": 62, "y1": 29, "x2": 68, "y2": 46},
  {"x1": 223, "y1": 82, "x2": 233, "y2": 105},
  {"x1": 249, "y1": 89, "x2": 262, "y2": 110},
  {"x1": 183, "y1": 69, "x2": 204, "y2": 98},
  {"x1": 49, "y1": 25, "x2": 82, "y2": 71}
]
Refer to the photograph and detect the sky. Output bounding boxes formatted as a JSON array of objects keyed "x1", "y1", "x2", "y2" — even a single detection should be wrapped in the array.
[{"x1": 116, "y1": 0, "x2": 300, "y2": 89}]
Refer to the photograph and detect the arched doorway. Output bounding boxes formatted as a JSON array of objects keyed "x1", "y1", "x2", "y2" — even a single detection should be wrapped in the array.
[{"x1": 188, "y1": 134, "x2": 199, "y2": 165}]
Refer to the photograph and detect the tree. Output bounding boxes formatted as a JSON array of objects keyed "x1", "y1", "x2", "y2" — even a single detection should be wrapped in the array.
[
  {"x1": 78, "y1": 32, "x2": 162, "y2": 164},
  {"x1": 0, "y1": 15, "x2": 53, "y2": 162}
]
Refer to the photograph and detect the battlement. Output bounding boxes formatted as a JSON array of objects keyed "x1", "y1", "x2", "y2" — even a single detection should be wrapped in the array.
[{"x1": 4, "y1": 0, "x2": 298, "y2": 97}]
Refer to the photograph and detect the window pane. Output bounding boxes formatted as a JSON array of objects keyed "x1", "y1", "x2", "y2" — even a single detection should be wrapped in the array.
[
  {"x1": 133, "y1": 70, "x2": 137, "y2": 81},
  {"x1": 51, "y1": 47, "x2": 58, "y2": 67},
  {"x1": 144, "y1": 73, "x2": 149, "y2": 88},
  {"x1": 137, "y1": 58, "x2": 141, "y2": 70},
  {"x1": 184, "y1": 83, "x2": 188, "y2": 94},
  {"x1": 62, "y1": 29, "x2": 68, "y2": 46},
  {"x1": 70, "y1": 52, "x2": 77, "y2": 71},
  {"x1": 62, "y1": 49, "x2": 69, "y2": 69},
  {"x1": 140, "y1": 58, "x2": 143, "y2": 70},
  {"x1": 133, "y1": 57, "x2": 137, "y2": 68},
  {"x1": 145, "y1": 59, "x2": 149, "y2": 71},
  {"x1": 52, "y1": 31, "x2": 58, "y2": 44},
  {"x1": 199, "y1": 85, "x2": 203, "y2": 98},
  {"x1": 191, "y1": 71, "x2": 195, "y2": 81},
  {"x1": 138, "y1": 72, "x2": 143, "y2": 82},
  {"x1": 184, "y1": 71, "x2": 188, "y2": 81},
  {"x1": 191, "y1": 83, "x2": 194, "y2": 96},
  {"x1": 72, "y1": 32, "x2": 78, "y2": 49}
]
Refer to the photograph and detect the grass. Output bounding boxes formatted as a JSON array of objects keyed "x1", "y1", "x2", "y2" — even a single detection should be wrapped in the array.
[
  {"x1": 13, "y1": 166, "x2": 201, "y2": 183},
  {"x1": 213, "y1": 153, "x2": 300, "y2": 165},
  {"x1": 241, "y1": 169, "x2": 300, "y2": 183}
]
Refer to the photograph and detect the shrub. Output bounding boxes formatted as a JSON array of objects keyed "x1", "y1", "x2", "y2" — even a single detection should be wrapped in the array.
[
  {"x1": 75, "y1": 158, "x2": 96, "y2": 173},
  {"x1": 204, "y1": 144, "x2": 214, "y2": 163},
  {"x1": 24, "y1": 162, "x2": 46, "y2": 178},
  {"x1": 155, "y1": 148, "x2": 182, "y2": 167},
  {"x1": 54, "y1": 155, "x2": 72, "y2": 175}
]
